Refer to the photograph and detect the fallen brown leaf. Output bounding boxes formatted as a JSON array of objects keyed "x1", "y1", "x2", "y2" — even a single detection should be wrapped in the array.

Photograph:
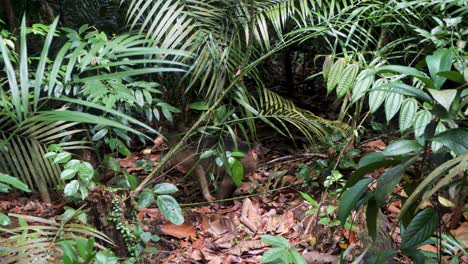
[{"x1": 160, "y1": 221, "x2": 196, "y2": 239}]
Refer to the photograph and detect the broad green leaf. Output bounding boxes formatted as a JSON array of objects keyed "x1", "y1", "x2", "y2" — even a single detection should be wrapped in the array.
[
  {"x1": 0, "y1": 173, "x2": 31, "y2": 192},
  {"x1": 299, "y1": 192, "x2": 319, "y2": 207},
  {"x1": 261, "y1": 235, "x2": 290, "y2": 248},
  {"x1": 262, "y1": 248, "x2": 287, "y2": 263},
  {"x1": 338, "y1": 178, "x2": 372, "y2": 224},
  {"x1": 322, "y1": 55, "x2": 333, "y2": 81},
  {"x1": 368, "y1": 79, "x2": 386, "y2": 113},
  {"x1": 64, "y1": 180, "x2": 80, "y2": 196},
  {"x1": 385, "y1": 88, "x2": 404, "y2": 121},
  {"x1": 156, "y1": 195, "x2": 184, "y2": 225},
  {"x1": 426, "y1": 48, "x2": 453, "y2": 89},
  {"x1": 437, "y1": 71, "x2": 464, "y2": 84},
  {"x1": 53, "y1": 152, "x2": 72, "y2": 164},
  {"x1": 358, "y1": 152, "x2": 385, "y2": 168},
  {"x1": 337, "y1": 64, "x2": 359, "y2": 98},
  {"x1": 58, "y1": 207, "x2": 76, "y2": 221},
  {"x1": 327, "y1": 58, "x2": 346, "y2": 94},
  {"x1": 375, "y1": 165, "x2": 405, "y2": 206},
  {"x1": 107, "y1": 157, "x2": 120, "y2": 171},
  {"x1": 383, "y1": 140, "x2": 422, "y2": 156},
  {"x1": 428, "y1": 89, "x2": 457, "y2": 112},
  {"x1": 76, "y1": 238, "x2": 89, "y2": 259},
  {"x1": 154, "y1": 183, "x2": 178, "y2": 195},
  {"x1": 351, "y1": 70, "x2": 374, "y2": 103},
  {"x1": 140, "y1": 232, "x2": 152, "y2": 243},
  {"x1": 64, "y1": 159, "x2": 81, "y2": 170},
  {"x1": 381, "y1": 82, "x2": 432, "y2": 102},
  {"x1": 229, "y1": 158, "x2": 244, "y2": 186},
  {"x1": 431, "y1": 122, "x2": 447, "y2": 153},
  {"x1": 345, "y1": 159, "x2": 401, "y2": 190},
  {"x1": 138, "y1": 189, "x2": 155, "y2": 208},
  {"x1": 78, "y1": 162, "x2": 94, "y2": 182},
  {"x1": 135, "y1": 90, "x2": 145, "y2": 107},
  {"x1": 60, "y1": 169, "x2": 77, "y2": 180},
  {"x1": 401, "y1": 207, "x2": 438, "y2": 252},
  {"x1": 414, "y1": 110, "x2": 432, "y2": 138},
  {"x1": 432, "y1": 128, "x2": 468, "y2": 155},
  {"x1": 366, "y1": 198, "x2": 378, "y2": 241},
  {"x1": 0, "y1": 212, "x2": 11, "y2": 226},
  {"x1": 399, "y1": 98, "x2": 418, "y2": 131}
]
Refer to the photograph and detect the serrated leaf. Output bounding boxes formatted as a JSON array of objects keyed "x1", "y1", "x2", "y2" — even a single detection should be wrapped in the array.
[
  {"x1": 338, "y1": 178, "x2": 372, "y2": 224},
  {"x1": 401, "y1": 207, "x2": 438, "y2": 252},
  {"x1": 157, "y1": 195, "x2": 184, "y2": 225},
  {"x1": 399, "y1": 98, "x2": 418, "y2": 131},
  {"x1": 337, "y1": 64, "x2": 359, "y2": 98},
  {"x1": 327, "y1": 58, "x2": 346, "y2": 94},
  {"x1": 322, "y1": 55, "x2": 333, "y2": 81},
  {"x1": 383, "y1": 140, "x2": 423, "y2": 156},
  {"x1": 368, "y1": 79, "x2": 387, "y2": 113},
  {"x1": 261, "y1": 235, "x2": 291, "y2": 248},
  {"x1": 262, "y1": 248, "x2": 287, "y2": 263},
  {"x1": 153, "y1": 183, "x2": 178, "y2": 195},
  {"x1": 64, "y1": 180, "x2": 79, "y2": 196},
  {"x1": 414, "y1": 110, "x2": 432, "y2": 137},
  {"x1": 428, "y1": 89, "x2": 457, "y2": 112},
  {"x1": 60, "y1": 169, "x2": 77, "y2": 180},
  {"x1": 385, "y1": 88, "x2": 404, "y2": 122},
  {"x1": 352, "y1": 70, "x2": 374, "y2": 103}
]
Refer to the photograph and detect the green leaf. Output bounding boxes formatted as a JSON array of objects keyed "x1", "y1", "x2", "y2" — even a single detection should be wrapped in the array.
[
  {"x1": 60, "y1": 169, "x2": 78, "y2": 180},
  {"x1": 135, "y1": 90, "x2": 145, "y2": 107},
  {"x1": 351, "y1": 70, "x2": 374, "y2": 103},
  {"x1": 337, "y1": 64, "x2": 359, "y2": 98},
  {"x1": 383, "y1": 140, "x2": 422, "y2": 156},
  {"x1": 92, "y1": 128, "x2": 108, "y2": 141},
  {"x1": 76, "y1": 238, "x2": 89, "y2": 259},
  {"x1": 370, "y1": 65, "x2": 432, "y2": 88},
  {"x1": 327, "y1": 58, "x2": 346, "y2": 94},
  {"x1": 426, "y1": 48, "x2": 453, "y2": 89},
  {"x1": 153, "y1": 183, "x2": 178, "y2": 195},
  {"x1": 437, "y1": 71, "x2": 465, "y2": 84},
  {"x1": 401, "y1": 207, "x2": 438, "y2": 252},
  {"x1": 189, "y1": 101, "x2": 209, "y2": 110},
  {"x1": 365, "y1": 249, "x2": 398, "y2": 264},
  {"x1": 0, "y1": 212, "x2": 11, "y2": 226},
  {"x1": 262, "y1": 248, "x2": 287, "y2": 263},
  {"x1": 322, "y1": 55, "x2": 333, "y2": 81},
  {"x1": 432, "y1": 128, "x2": 468, "y2": 155},
  {"x1": 345, "y1": 159, "x2": 401, "y2": 190},
  {"x1": 375, "y1": 164, "x2": 407, "y2": 206},
  {"x1": 140, "y1": 231, "x2": 152, "y2": 243},
  {"x1": 382, "y1": 82, "x2": 432, "y2": 102},
  {"x1": 261, "y1": 235, "x2": 290, "y2": 248},
  {"x1": 414, "y1": 110, "x2": 432, "y2": 138},
  {"x1": 138, "y1": 190, "x2": 155, "y2": 208},
  {"x1": 427, "y1": 89, "x2": 457, "y2": 112},
  {"x1": 229, "y1": 158, "x2": 244, "y2": 186},
  {"x1": 290, "y1": 250, "x2": 307, "y2": 264},
  {"x1": 399, "y1": 98, "x2": 418, "y2": 131},
  {"x1": 385, "y1": 88, "x2": 404, "y2": 122},
  {"x1": 156, "y1": 195, "x2": 184, "y2": 225},
  {"x1": 78, "y1": 162, "x2": 94, "y2": 182},
  {"x1": 107, "y1": 157, "x2": 120, "y2": 171},
  {"x1": 366, "y1": 198, "x2": 378, "y2": 241},
  {"x1": 64, "y1": 159, "x2": 81, "y2": 170},
  {"x1": 358, "y1": 152, "x2": 385, "y2": 168},
  {"x1": 0, "y1": 173, "x2": 31, "y2": 192},
  {"x1": 431, "y1": 122, "x2": 447, "y2": 153},
  {"x1": 200, "y1": 149, "x2": 216, "y2": 159},
  {"x1": 368, "y1": 79, "x2": 386, "y2": 113},
  {"x1": 64, "y1": 180, "x2": 80, "y2": 196},
  {"x1": 58, "y1": 207, "x2": 76, "y2": 221},
  {"x1": 299, "y1": 192, "x2": 319, "y2": 207},
  {"x1": 53, "y1": 152, "x2": 72, "y2": 164},
  {"x1": 338, "y1": 178, "x2": 372, "y2": 224}
]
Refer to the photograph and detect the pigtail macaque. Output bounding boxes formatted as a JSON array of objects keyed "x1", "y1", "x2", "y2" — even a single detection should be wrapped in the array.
[{"x1": 161, "y1": 134, "x2": 258, "y2": 202}]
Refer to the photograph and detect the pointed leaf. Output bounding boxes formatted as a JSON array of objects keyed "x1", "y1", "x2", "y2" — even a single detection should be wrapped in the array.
[
  {"x1": 153, "y1": 183, "x2": 178, "y2": 195},
  {"x1": 157, "y1": 195, "x2": 184, "y2": 225},
  {"x1": 428, "y1": 89, "x2": 457, "y2": 112},
  {"x1": 327, "y1": 58, "x2": 346, "y2": 94},
  {"x1": 426, "y1": 48, "x2": 453, "y2": 89},
  {"x1": 399, "y1": 98, "x2": 418, "y2": 131},
  {"x1": 369, "y1": 79, "x2": 386, "y2": 113},
  {"x1": 352, "y1": 70, "x2": 374, "y2": 103},
  {"x1": 401, "y1": 207, "x2": 438, "y2": 252},
  {"x1": 337, "y1": 64, "x2": 359, "y2": 98},
  {"x1": 338, "y1": 178, "x2": 372, "y2": 224},
  {"x1": 383, "y1": 140, "x2": 423, "y2": 156},
  {"x1": 385, "y1": 88, "x2": 404, "y2": 122},
  {"x1": 414, "y1": 110, "x2": 432, "y2": 138}
]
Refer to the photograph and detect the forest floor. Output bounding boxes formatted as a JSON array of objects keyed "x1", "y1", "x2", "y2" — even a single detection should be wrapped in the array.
[{"x1": 1, "y1": 134, "x2": 466, "y2": 263}]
